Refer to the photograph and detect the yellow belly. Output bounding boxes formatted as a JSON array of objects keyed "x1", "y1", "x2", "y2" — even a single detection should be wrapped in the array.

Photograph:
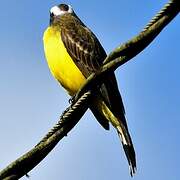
[{"x1": 43, "y1": 27, "x2": 86, "y2": 96}]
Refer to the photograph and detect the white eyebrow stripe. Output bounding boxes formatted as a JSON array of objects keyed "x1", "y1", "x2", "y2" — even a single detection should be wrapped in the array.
[
  {"x1": 50, "y1": 5, "x2": 73, "y2": 16},
  {"x1": 67, "y1": 5, "x2": 73, "y2": 13},
  {"x1": 50, "y1": 6, "x2": 62, "y2": 16}
]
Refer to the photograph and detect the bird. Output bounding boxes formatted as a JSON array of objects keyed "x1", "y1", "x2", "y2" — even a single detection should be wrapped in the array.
[{"x1": 43, "y1": 3, "x2": 136, "y2": 176}]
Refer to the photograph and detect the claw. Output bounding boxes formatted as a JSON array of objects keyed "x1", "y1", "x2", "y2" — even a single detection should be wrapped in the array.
[{"x1": 69, "y1": 95, "x2": 76, "y2": 104}]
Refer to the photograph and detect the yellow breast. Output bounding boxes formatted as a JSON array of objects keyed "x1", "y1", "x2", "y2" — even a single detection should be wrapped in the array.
[{"x1": 43, "y1": 27, "x2": 86, "y2": 96}]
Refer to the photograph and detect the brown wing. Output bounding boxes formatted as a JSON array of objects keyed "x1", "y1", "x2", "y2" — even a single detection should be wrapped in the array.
[
  {"x1": 57, "y1": 13, "x2": 127, "y2": 126},
  {"x1": 59, "y1": 13, "x2": 106, "y2": 77}
]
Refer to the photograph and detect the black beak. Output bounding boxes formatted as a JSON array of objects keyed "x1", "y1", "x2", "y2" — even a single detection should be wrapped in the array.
[{"x1": 49, "y1": 12, "x2": 54, "y2": 25}]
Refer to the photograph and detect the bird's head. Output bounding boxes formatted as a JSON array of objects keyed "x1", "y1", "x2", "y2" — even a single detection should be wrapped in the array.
[{"x1": 49, "y1": 4, "x2": 74, "y2": 25}]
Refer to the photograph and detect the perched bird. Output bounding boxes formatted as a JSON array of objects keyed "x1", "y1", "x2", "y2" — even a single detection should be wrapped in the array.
[{"x1": 43, "y1": 4, "x2": 136, "y2": 175}]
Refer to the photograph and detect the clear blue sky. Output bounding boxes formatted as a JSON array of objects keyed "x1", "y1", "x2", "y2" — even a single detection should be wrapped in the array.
[{"x1": 0, "y1": 1, "x2": 179, "y2": 180}]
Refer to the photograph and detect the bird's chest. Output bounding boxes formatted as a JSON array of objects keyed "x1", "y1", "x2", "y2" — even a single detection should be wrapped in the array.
[{"x1": 43, "y1": 27, "x2": 86, "y2": 95}]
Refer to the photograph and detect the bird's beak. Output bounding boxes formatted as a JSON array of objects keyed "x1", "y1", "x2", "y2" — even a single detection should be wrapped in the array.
[
  {"x1": 49, "y1": 16, "x2": 53, "y2": 26},
  {"x1": 49, "y1": 12, "x2": 54, "y2": 26}
]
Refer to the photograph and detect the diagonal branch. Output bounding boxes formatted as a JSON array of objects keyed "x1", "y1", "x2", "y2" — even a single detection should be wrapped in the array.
[
  {"x1": 75, "y1": 0, "x2": 179, "y2": 100},
  {"x1": 0, "y1": 0, "x2": 179, "y2": 179},
  {"x1": 0, "y1": 92, "x2": 92, "y2": 179}
]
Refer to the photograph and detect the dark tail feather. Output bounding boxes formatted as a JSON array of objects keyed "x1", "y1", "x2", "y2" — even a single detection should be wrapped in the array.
[
  {"x1": 122, "y1": 142, "x2": 136, "y2": 176},
  {"x1": 117, "y1": 126, "x2": 136, "y2": 176},
  {"x1": 89, "y1": 104, "x2": 110, "y2": 130},
  {"x1": 89, "y1": 93, "x2": 110, "y2": 130}
]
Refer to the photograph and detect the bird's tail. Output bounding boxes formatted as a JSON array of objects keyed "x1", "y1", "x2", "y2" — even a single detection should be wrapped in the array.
[
  {"x1": 116, "y1": 125, "x2": 136, "y2": 176},
  {"x1": 92, "y1": 98, "x2": 136, "y2": 176}
]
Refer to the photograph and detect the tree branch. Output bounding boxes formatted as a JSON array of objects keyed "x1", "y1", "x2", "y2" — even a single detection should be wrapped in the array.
[{"x1": 0, "y1": 0, "x2": 179, "y2": 179}]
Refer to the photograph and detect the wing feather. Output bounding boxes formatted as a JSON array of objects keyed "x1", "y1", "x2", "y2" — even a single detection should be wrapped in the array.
[{"x1": 59, "y1": 14, "x2": 104, "y2": 77}]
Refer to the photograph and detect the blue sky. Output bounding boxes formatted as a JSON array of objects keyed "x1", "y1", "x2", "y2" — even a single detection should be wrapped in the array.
[{"x1": 0, "y1": 1, "x2": 179, "y2": 180}]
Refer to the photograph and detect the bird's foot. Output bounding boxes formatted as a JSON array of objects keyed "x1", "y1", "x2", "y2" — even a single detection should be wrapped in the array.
[{"x1": 69, "y1": 95, "x2": 76, "y2": 104}]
